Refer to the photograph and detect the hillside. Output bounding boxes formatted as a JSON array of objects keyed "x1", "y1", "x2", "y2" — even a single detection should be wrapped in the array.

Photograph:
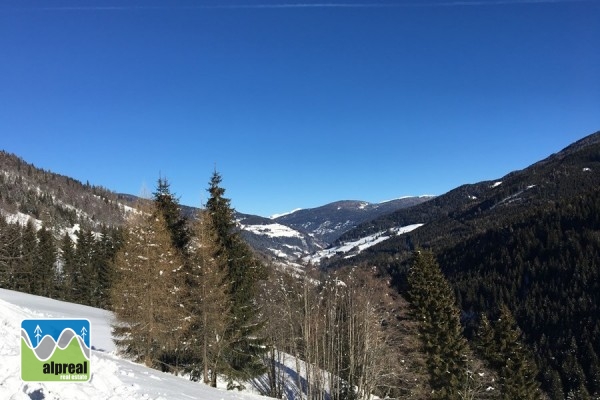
[
  {"x1": 0, "y1": 151, "x2": 131, "y2": 233},
  {"x1": 328, "y1": 130, "x2": 600, "y2": 399},
  {"x1": 331, "y1": 131, "x2": 600, "y2": 261},
  {"x1": 273, "y1": 197, "x2": 433, "y2": 244}
]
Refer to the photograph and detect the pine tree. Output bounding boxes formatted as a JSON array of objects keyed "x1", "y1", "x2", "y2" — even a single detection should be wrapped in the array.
[
  {"x1": 111, "y1": 202, "x2": 188, "y2": 370},
  {"x1": 205, "y1": 171, "x2": 267, "y2": 384},
  {"x1": 407, "y1": 250, "x2": 470, "y2": 399}
]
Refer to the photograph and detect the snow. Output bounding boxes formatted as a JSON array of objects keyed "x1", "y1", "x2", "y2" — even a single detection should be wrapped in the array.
[
  {"x1": 240, "y1": 223, "x2": 303, "y2": 239},
  {"x1": 1, "y1": 211, "x2": 43, "y2": 230},
  {"x1": 490, "y1": 181, "x2": 502, "y2": 188},
  {"x1": 270, "y1": 208, "x2": 303, "y2": 219},
  {"x1": 0, "y1": 288, "x2": 267, "y2": 400},
  {"x1": 583, "y1": 167, "x2": 592, "y2": 172},
  {"x1": 304, "y1": 223, "x2": 424, "y2": 264},
  {"x1": 378, "y1": 195, "x2": 435, "y2": 203}
]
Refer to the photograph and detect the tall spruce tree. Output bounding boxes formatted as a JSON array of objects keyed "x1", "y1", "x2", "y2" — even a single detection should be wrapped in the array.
[
  {"x1": 494, "y1": 305, "x2": 542, "y2": 400},
  {"x1": 205, "y1": 171, "x2": 267, "y2": 384},
  {"x1": 407, "y1": 250, "x2": 470, "y2": 399},
  {"x1": 35, "y1": 226, "x2": 56, "y2": 298},
  {"x1": 17, "y1": 221, "x2": 37, "y2": 294},
  {"x1": 476, "y1": 305, "x2": 542, "y2": 399},
  {"x1": 59, "y1": 232, "x2": 77, "y2": 302},
  {"x1": 153, "y1": 177, "x2": 190, "y2": 254}
]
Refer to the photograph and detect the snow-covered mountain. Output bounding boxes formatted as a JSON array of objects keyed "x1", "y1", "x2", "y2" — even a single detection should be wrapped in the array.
[
  {"x1": 0, "y1": 288, "x2": 315, "y2": 400},
  {"x1": 237, "y1": 197, "x2": 433, "y2": 263},
  {"x1": 273, "y1": 198, "x2": 432, "y2": 244}
]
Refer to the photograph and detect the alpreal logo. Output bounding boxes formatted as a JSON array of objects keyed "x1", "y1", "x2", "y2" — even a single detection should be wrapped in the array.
[{"x1": 21, "y1": 319, "x2": 91, "y2": 382}]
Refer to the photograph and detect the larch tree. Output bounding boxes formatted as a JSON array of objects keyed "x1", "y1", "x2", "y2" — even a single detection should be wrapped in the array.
[
  {"x1": 111, "y1": 201, "x2": 188, "y2": 370},
  {"x1": 184, "y1": 209, "x2": 232, "y2": 387}
]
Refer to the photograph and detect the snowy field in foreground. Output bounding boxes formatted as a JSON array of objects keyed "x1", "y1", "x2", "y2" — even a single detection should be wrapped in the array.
[{"x1": 0, "y1": 288, "x2": 268, "y2": 400}]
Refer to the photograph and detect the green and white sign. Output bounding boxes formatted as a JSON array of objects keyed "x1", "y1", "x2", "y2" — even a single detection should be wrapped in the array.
[{"x1": 21, "y1": 319, "x2": 91, "y2": 382}]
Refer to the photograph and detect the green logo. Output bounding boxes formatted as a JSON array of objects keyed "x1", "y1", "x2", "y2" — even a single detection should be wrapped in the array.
[{"x1": 21, "y1": 319, "x2": 91, "y2": 382}]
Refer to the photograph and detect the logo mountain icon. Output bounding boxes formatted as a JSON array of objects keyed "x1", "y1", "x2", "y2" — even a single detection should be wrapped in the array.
[{"x1": 21, "y1": 319, "x2": 91, "y2": 382}]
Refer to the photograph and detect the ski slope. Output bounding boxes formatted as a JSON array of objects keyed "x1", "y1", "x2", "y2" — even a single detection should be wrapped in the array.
[{"x1": 0, "y1": 288, "x2": 266, "y2": 400}]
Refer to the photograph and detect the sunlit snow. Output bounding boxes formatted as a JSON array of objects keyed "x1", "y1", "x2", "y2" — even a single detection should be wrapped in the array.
[
  {"x1": 0, "y1": 288, "x2": 333, "y2": 400},
  {"x1": 240, "y1": 223, "x2": 303, "y2": 238},
  {"x1": 304, "y1": 223, "x2": 424, "y2": 264}
]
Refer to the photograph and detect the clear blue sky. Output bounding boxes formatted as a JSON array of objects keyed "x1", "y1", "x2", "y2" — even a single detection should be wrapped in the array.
[{"x1": 1, "y1": 0, "x2": 599, "y2": 217}]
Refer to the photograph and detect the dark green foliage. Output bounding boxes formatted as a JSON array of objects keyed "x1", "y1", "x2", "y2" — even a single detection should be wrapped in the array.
[
  {"x1": 441, "y1": 188, "x2": 600, "y2": 398},
  {"x1": 153, "y1": 177, "x2": 190, "y2": 253},
  {"x1": 205, "y1": 171, "x2": 268, "y2": 382},
  {"x1": 476, "y1": 305, "x2": 541, "y2": 399},
  {"x1": 18, "y1": 221, "x2": 37, "y2": 293},
  {"x1": 59, "y1": 232, "x2": 77, "y2": 301},
  {"x1": 0, "y1": 219, "x2": 121, "y2": 309},
  {"x1": 330, "y1": 132, "x2": 600, "y2": 398},
  {"x1": 407, "y1": 250, "x2": 469, "y2": 399},
  {"x1": 35, "y1": 226, "x2": 57, "y2": 298}
]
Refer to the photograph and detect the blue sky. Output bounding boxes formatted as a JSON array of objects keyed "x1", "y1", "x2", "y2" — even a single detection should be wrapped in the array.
[{"x1": 1, "y1": 0, "x2": 599, "y2": 217}]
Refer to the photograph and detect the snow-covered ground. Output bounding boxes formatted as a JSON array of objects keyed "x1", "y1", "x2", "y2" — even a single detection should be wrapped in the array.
[
  {"x1": 239, "y1": 223, "x2": 303, "y2": 239},
  {"x1": 304, "y1": 223, "x2": 424, "y2": 264},
  {"x1": 0, "y1": 289, "x2": 269, "y2": 400}
]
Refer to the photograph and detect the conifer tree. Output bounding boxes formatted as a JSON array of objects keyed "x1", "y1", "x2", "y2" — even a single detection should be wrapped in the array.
[
  {"x1": 94, "y1": 225, "x2": 121, "y2": 309},
  {"x1": 476, "y1": 305, "x2": 542, "y2": 399},
  {"x1": 0, "y1": 220, "x2": 22, "y2": 290},
  {"x1": 59, "y1": 232, "x2": 77, "y2": 302},
  {"x1": 185, "y1": 209, "x2": 232, "y2": 386},
  {"x1": 111, "y1": 202, "x2": 188, "y2": 369},
  {"x1": 494, "y1": 304, "x2": 542, "y2": 400},
  {"x1": 74, "y1": 228, "x2": 96, "y2": 304},
  {"x1": 205, "y1": 171, "x2": 267, "y2": 384},
  {"x1": 17, "y1": 221, "x2": 37, "y2": 294},
  {"x1": 407, "y1": 250, "x2": 470, "y2": 399},
  {"x1": 35, "y1": 226, "x2": 56, "y2": 298},
  {"x1": 153, "y1": 177, "x2": 190, "y2": 253}
]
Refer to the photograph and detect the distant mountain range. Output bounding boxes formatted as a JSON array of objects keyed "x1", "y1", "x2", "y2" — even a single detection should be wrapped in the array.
[{"x1": 0, "y1": 150, "x2": 432, "y2": 262}]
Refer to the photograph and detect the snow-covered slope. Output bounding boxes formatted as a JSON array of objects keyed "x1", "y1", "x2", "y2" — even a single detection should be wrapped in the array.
[
  {"x1": 0, "y1": 289, "x2": 266, "y2": 400},
  {"x1": 304, "y1": 223, "x2": 424, "y2": 265}
]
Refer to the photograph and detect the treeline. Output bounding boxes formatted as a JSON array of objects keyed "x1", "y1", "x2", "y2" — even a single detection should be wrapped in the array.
[{"x1": 0, "y1": 217, "x2": 121, "y2": 308}]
